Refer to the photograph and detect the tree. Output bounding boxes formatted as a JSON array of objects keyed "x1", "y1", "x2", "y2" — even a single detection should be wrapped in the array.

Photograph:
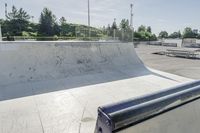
[
  {"x1": 102, "y1": 26, "x2": 107, "y2": 35},
  {"x1": 197, "y1": 34, "x2": 200, "y2": 39},
  {"x1": 39, "y1": 8, "x2": 57, "y2": 36},
  {"x1": 120, "y1": 19, "x2": 132, "y2": 41},
  {"x1": 151, "y1": 34, "x2": 157, "y2": 41},
  {"x1": 59, "y1": 17, "x2": 68, "y2": 36},
  {"x1": 6, "y1": 6, "x2": 30, "y2": 20},
  {"x1": 53, "y1": 23, "x2": 61, "y2": 36},
  {"x1": 138, "y1": 25, "x2": 146, "y2": 32},
  {"x1": 178, "y1": 31, "x2": 181, "y2": 38},
  {"x1": 134, "y1": 31, "x2": 147, "y2": 41},
  {"x1": 182, "y1": 27, "x2": 196, "y2": 38},
  {"x1": 112, "y1": 19, "x2": 117, "y2": 39},
  {"x1": 133, "y1": 25, "x2": 157, "y2": 41},
  {"x1": 120, "y1": 19, "x2": 129, "y2": 30},
  {"x1": 147, "y1": 26, "x2": 152, "y2": 33},
  {"x1": 159, "y1": 31, "x2": 168, "y2": 38},
  {"x1": 17, "y1": 8, "x2": 31, "y2": 21},
  {"x1": 59, "y1": 17, "x2": 67, "y2": 25},
  {"x1": 6, "y1": 6, "x2": 31, "y2": 35},
  {"x1": 169, "y1": 31, "x2": 181, "y2": 38},
  {"x1": 111, "y1": 20, "x2": 117, "y2": 30},
  {"x1": 106, "y1": 24, "x2": 112, "y2": 36},
  {"x1": 0, "y1": 19, "x2": 6, "y2": 36}
]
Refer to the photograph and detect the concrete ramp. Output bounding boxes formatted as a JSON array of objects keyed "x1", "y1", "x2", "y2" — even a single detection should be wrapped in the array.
[
  {"x1": 0, "y1": 41, "x2": 146, "y2": 87},
  {"x1": 0, "y1": 41, "x2": 193, "y2": 133}
]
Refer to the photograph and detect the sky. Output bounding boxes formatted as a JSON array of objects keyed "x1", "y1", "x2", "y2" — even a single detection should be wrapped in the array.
[{"x1": 0, "y1": 0, "x2": 200, "y2": 35}]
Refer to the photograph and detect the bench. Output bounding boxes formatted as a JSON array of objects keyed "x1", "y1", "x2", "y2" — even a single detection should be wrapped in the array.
[{"x1": 166, "y1": 49, "x2": 199, "y2": 58}]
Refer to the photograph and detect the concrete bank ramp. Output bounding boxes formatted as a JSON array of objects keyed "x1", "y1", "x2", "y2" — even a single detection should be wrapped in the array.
[
  {"x1": 0, "y1": 41, "x2": 193, "y2": 133},
  {"x1": 0, "y1": 41, "x2": 147, "y2": 87}
]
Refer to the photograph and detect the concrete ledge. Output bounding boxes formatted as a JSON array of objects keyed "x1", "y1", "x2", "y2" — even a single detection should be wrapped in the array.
[
  {"x1": 183, "y1": 43, "x2": 200, "y2": 48},
  {"x1": 162, "y1": 43, "x2": 177, "y2": 47}
]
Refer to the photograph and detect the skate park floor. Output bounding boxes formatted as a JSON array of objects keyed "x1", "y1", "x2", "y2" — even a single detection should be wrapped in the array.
[
  {"x1": 0, "y1": 42, "x2": 195, "y2": 133},
  {"x1": 136, "y1": 44, "x2": 200, "y2": 79}
]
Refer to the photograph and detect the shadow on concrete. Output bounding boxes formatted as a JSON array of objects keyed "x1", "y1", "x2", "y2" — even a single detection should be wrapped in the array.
[{"x1": 0, "y1": 64, "x2": 177, "y2": 102}]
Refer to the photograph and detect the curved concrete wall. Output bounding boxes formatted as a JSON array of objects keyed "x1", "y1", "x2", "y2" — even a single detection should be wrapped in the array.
[{"x1": 0, "y1": 41, "x2": 146, "y2": 86}]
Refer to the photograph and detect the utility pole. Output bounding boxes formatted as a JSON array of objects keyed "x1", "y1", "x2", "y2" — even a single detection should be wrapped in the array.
[
  {"x1": 130, "y1": 4, "x2": 134, "y2": 43},
  {"x1": 88, "y1": 0, "x2": 91, "y2": 39},
  {"x1": 5, "y1": 3, "x2": 8, "y2": 19},
  {"x1": 113, "y1": 18, "x2": 116, "y2": 40}
]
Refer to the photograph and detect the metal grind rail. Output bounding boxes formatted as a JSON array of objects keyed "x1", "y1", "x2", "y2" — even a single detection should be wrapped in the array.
[{"x1": 95, "y1": 80, "x2": 200, "y2": 133}]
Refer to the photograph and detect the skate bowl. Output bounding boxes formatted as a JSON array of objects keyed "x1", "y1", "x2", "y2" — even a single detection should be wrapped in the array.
[{"x1": 0, "y1": 41, "x2": 197, "y2": 133}]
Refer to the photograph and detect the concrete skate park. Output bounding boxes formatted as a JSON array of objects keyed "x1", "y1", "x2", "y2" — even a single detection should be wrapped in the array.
[{"x1": 1, "y1": 41, "x2": 200, "y2": 133}]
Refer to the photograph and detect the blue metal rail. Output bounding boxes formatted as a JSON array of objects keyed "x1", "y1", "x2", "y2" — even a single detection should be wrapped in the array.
[{"x1": 95, "y1": 80, "x2": 200, "y2": 133}]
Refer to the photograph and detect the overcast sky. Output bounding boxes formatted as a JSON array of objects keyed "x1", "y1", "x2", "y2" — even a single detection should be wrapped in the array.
[{"x1": 0, "y1": 0, "x2": 200, "y2": 35}]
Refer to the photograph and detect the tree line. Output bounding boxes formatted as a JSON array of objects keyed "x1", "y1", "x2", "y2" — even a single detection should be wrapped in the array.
[
  {"x1": 0, "y1": 6, "x2": 103, "y2": 40},
  {"x1": 0, "y1": 5, "x2": 199, "y2": 41},
  {"x1": 102, "y1": 21, "x2": 157, "y2": 41},
  {"x1": 159, "y1": 28, "x2": 200, "y2": 39}
]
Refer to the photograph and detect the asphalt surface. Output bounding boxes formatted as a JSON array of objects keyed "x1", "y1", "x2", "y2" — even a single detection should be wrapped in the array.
[{"x1": 136, "y1": 44, "x2": 200, "y2": 79}]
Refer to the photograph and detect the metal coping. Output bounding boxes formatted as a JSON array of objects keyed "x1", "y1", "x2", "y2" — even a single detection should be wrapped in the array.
[{"x1": 96, "y1": 80, "x2": 200, "y2": 133}]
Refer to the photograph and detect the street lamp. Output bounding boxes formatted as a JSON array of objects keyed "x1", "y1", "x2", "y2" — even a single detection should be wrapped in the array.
[
  {"x1": 130, "y1": 4, "x2": 134, "y2": 43},
  {"x1": 88, "y1": 0, "x2": 91, "y2": 39},
  {"x1": 5, "y1": 3, "x2": 8, "y2": 19},
  {"x1": 113, "y1": 18, "x2": 116, "y2": 40}
]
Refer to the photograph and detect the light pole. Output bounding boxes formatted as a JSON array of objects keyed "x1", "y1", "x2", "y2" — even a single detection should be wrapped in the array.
[
  {"x1": 130, "y1": 4, "x2": 134, "y2": 43},
  {"x1": 5, "y1": 3, "x2": 7, "y2": 19},
  {"x1": 88, "y1": 0, "x2": 91, "y2": 39},
  {"x1": 113, "y1": 18, "x2": 116, "y2": 40}
]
